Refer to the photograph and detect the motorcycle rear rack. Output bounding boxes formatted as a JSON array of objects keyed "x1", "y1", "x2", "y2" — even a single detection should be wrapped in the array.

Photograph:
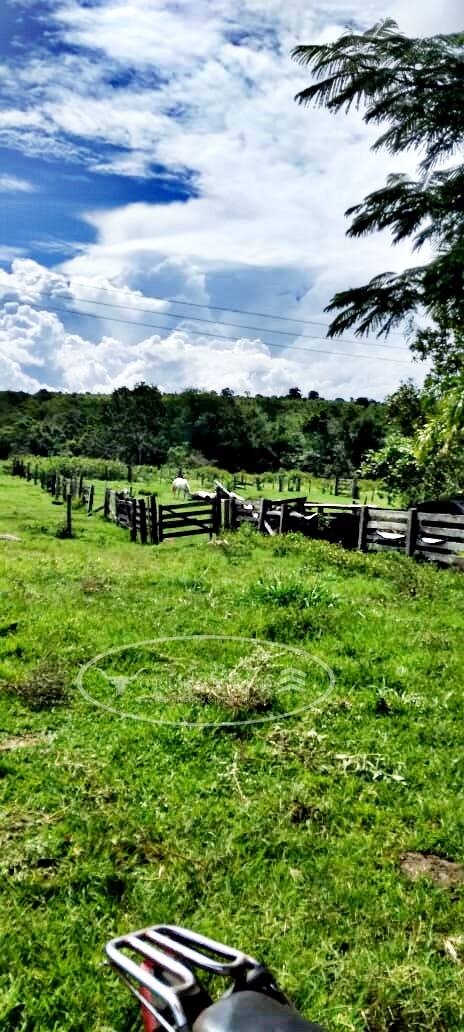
[{"x1": 105, "y1": 924, "x2": 288, "y2": 1030}]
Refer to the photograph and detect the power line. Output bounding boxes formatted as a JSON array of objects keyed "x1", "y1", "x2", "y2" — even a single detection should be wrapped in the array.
[
  {"x1": 31, "y1": 285, "x2": 411, "y2": 353},
  {"x1": 16, "y1": 296, "x2": 416, "y2": 365},
  {"x1": 62, "y1": 278, "x2": 410, "y2": 342}
]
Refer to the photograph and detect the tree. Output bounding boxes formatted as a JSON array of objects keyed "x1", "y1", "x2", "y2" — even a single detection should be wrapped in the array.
[
  {"x1": 292, "y1": 21, "x2": 464, "y2": 339},
  {"x1": 386, "y1": 380, "x2": 423, "y2": 436},
  {"x1": 362, "y1": 434, "x2": 422, "y2": 504}
]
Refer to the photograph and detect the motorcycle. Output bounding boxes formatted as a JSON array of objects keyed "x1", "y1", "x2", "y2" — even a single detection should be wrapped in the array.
[{"x1": 106, "y1": 923, "x2": 327, "y2": 1032}]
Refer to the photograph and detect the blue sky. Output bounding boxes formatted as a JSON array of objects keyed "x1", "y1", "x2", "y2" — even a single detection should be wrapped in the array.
[{"x1": 0, "y1": 0, "x2": 462, "y2": 396}]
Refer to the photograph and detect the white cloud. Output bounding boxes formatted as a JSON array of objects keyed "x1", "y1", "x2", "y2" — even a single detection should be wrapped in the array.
[
  {"x1": 0, "y1": 259, "x2": 424, "y2": 398},
  {"x1": 1, "y1": 0, "x2": 454, "y2": 395},
  {"x1": 0, "y1": 174, "x2": 37, "y2": 193},
  {"x1": 389, "y1": 0, "x2": 463, "y2": 34}
]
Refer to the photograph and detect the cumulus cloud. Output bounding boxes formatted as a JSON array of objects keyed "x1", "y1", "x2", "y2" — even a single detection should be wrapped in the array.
[
  {"x1": 1, "y1": 0, "x2": 451, "y2": 395},
  {"x1": 0, "y1": 259, "x2": 423, "y2": 397}
]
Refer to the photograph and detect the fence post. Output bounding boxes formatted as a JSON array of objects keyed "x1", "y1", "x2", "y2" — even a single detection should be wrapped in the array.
[
  {"x1": 258, "y1": 498, "x2": 268, "y2": 533},
  {"x1": 139, "y1": 498, "x2": 148, "y2": 544},
  {"x1": 357, "y1": 505, "x2": 369, "y2": 552},
  {"x1": 212, "y1": 493, "x2": 221, "y2": 537},
  {"x1": 87, "y1": 484, "x2": 95, "y2": 515},
  {"x1": 279, "y1": 501, "x2": 289, "y2": 534},
  {"x1": 223, "y1": 498, "x2": 230, "y2": 530},
  {"x1": 66, "y1": 492, "x2": 73, "y2": 537},
  {"x1": 150, "y1": 494, "x2": 159, "y2": 544},
  {"x1": 130, "y1": 499, "x2": 138, "y2": 542},
  {"x1": 230, "y1": 496, "x2": 237, "y2": 531},
  {"x1": 103, "y1": 488, "x2": 111, "y2": 519},
  {"x1": 406, "y1": 507, "x2": 418, "y2": 558}
]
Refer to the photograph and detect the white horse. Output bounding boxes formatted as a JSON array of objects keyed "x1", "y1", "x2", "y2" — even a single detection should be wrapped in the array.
[{"x1": 172, "y1": 476, "x2": 190, "y2": 498}]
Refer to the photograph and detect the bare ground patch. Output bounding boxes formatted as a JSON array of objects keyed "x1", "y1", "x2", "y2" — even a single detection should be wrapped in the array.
[
  {"x1": 400, "y1": 851, "x2": 464, "y2": 888},
  {"x1": 0, "y1": 734, "x2": 53, "y2": 752}
]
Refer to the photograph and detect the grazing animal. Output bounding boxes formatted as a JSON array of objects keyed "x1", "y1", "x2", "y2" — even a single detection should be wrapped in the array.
[{"x1": 172, "y1": 476, "x2": 190, "y2": 498}]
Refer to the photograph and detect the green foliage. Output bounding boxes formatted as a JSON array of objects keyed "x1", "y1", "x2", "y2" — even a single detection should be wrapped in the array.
[
  {"x1": 249, "y1": 575, "x2": 338, "y2": 609},
  {"x1": 293, "y1": 20, "x2": 464, "y2": 337},
  {"x1": 0, "y1": 386, "x2": 387, "y2": 476},
  {"x1": 415, "y1": 374, "x2": 464, "y2": 494},
  {"x1": 365, "y1": 369, "x2": 464, "y2": 501},
  {"x1": 362, "y1": 433, "x2": 422, "y2": 504}
]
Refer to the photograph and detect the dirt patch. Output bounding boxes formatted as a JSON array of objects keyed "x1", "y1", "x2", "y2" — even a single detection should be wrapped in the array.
[
  {"x1": 0, "y1": 734, "x2": 50, "y2": 752},
  {"x1": 0, "y1": 533, "x2": 20, "y2": 541},
  {"x1": 400, "y1": 851, "x2": 464, "y2": 888},
  {"x1": 81, "y1": 576, "x2": 109, "y2": 594},
  {"x1": 290, "y1": 800, "x2": 324, "y2": 824}
]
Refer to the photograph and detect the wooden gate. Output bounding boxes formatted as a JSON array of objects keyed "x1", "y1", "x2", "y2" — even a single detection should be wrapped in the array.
[{"x1": 158, "y1": 498, "x2": 220, "y2": 542}]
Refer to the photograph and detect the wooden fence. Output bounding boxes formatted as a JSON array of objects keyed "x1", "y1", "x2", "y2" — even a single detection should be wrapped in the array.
[
  {"x1": 223, "y1": 495, "x2": 313, "y2": 536},
  {"x1": 11, "y1": 459, "x2": 95, "y2": 514},
  {"x1": 223, "y1": 495, "x2": 464, "y2": 568},
  {"x1": 323, "y1": 503, "x2": 464, "y2": 567},
  {"x1": 334, "y1": 475, "x2": 359, "y2": 499},
  {"x1": 103, "y1": 490, "x2": 158, "y2": 543},
  {"x1": 158, "y1": 498, "x2": 220, "y2": 542},
  {"x1": 8, "y1": 463, "x2": 464, "y2": 567},
  {"x1": 103, "y1": 490, "x2": 220, "y2": 544},
  {"x1": 197, "y1": 470, "x2": 359, "y2": 497}
]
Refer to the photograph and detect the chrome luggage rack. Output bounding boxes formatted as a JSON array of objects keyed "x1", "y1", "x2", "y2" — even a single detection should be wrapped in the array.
[{"x1": 105, "y1": 923, "x2": 289, "y2": 1031}]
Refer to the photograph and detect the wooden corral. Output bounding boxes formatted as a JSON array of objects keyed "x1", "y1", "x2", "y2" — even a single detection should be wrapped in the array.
[
  {"x1": 9, "y1": 463, "x2": 464, "y2": 567},
  {"x1": 225, "y1": 494, "x2": 464, "y2": 568}
]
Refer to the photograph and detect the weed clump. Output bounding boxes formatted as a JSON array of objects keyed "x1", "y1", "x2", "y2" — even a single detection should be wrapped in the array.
[
  {"x1": 187, "y1": 646, "x2": 277, "y2": 716},
  {"x1": 248, "y1": 575, "x2": 338, "y2": 609},
  {"x1": 1, "y1": 660, "x2": 69, "y2": 710}
]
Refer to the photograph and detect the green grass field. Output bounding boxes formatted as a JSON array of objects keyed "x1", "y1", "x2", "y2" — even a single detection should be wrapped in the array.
[{"x1": 1, "y1": 475, "x2": 463, "y2": 1032}]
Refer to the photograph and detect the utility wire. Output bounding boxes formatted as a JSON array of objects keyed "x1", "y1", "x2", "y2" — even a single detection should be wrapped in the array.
[
  {"x1": 17, "y1": 297, "x2": 416, "y2": 366},
  {"x1": 65, "y1": 275, "x2": 408, "y2": 339},
  {"x1": 30, "y1": 285, "x2": 411, "y2": 353}
]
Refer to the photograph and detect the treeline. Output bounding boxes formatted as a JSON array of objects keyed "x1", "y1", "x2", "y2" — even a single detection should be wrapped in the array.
[{"x1": 0, "y1": 384, "x2": 387, "y2": 475}]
